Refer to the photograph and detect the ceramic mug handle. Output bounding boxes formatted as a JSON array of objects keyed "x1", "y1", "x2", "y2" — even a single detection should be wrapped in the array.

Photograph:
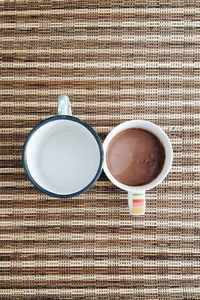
[
  {"x1": 128, "y1": 191, "x2": 145, "y2": 216},
  {"x1": 58, "y1": 95, "x2": 72, "y2": 116}
]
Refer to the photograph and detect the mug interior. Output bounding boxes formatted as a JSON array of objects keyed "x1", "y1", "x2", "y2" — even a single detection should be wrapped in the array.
[
  {"x1": 103, "y1": 121, "x2": 173, "y2": 192},
  {"x1": 23, "y1": 117, "x2": 102, "y2": 196}
]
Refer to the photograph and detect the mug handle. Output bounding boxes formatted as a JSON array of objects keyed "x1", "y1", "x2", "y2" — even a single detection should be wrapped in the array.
[
  {"x1": 128, "y1": 191, "x2": 145, "y2": 216},
  {"x1": 58, "y1": 95, "x2": 72, "y2": 116}
]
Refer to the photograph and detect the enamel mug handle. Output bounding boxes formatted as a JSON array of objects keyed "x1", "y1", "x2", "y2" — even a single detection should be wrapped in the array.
[
  {"x1": 58, "y1": 95, "x2": 72, "y2": 116},
  {"x1": 128, "y1": 191, "x2": 145, "y2": 216}
]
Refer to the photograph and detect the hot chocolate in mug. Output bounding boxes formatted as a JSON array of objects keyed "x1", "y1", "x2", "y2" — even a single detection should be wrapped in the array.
[
  {"x1": 23, "y1": 96, "x2": 103, "y2": 198},
  {"x1": 103, "y1": 121, "x2": 173, "y2": 216}
]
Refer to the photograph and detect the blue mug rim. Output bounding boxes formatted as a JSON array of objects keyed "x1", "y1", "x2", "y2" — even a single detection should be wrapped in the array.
[{"x1": 22, "y1": 115, "x2": 104, "y2": 198}]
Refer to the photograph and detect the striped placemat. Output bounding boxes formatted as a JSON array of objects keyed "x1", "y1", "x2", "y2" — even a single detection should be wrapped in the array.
[{"x1": 0, "y1": 1, "x2": 200, "y2": 299}]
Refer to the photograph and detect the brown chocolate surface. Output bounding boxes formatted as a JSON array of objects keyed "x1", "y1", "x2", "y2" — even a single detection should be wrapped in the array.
[{"x1": 106, "y1": 128, "x2": 165, "y2": 186}]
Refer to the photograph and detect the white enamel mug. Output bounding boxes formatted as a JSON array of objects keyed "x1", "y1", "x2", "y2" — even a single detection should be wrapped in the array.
[
  {"x1": 23, "y1": 96, "x2": 103, "y2": 198},
  {"x1": 103, "y1": 121, "x2": 173, "y2": 216}
]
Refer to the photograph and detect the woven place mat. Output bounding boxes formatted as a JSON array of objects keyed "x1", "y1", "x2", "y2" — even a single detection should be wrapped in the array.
[{"x1": 0, "y1": 1, "x2": 200, "y2": 299}]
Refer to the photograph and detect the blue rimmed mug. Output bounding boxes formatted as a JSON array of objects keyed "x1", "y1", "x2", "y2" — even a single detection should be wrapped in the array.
[{"x1": 23, "y1": 96, "x2": 103, "y2": 198}]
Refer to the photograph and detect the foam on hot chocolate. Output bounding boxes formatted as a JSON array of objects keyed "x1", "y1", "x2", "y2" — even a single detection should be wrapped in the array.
[{"x1": 106, "y1": 128, "x2": 165, "y2": 186}]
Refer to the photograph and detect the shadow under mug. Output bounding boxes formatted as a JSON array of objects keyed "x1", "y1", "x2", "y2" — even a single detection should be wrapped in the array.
[
  {"x1": 103, "y1": 120, "x2": 173, "y2": 216},
  {"x1": 23, "y1": 96, "x2": 103, "y2": 198}
]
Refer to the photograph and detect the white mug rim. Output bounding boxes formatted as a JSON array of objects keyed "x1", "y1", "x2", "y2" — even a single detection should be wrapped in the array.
[{"x1": 103, "y1": 120, "x2": 173, "y2": 192}]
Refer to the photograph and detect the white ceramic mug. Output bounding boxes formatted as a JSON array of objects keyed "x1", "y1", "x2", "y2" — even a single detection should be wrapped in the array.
[
  {"x1": 23, "y1": 96, "x2": 103, "y2": 198},
  {"x1": 103, "y1": 120, "x2": 173, "y2": 216}
]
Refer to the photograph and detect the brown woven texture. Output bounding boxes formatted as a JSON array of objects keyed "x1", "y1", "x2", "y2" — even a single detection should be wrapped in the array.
[{"x1": 0, "y1": 0, "x2": 200, "y2": 299}]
